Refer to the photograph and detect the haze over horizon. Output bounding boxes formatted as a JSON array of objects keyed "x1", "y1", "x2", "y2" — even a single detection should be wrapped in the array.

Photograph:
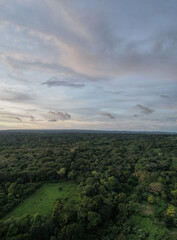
[{"x1": 0, "y1": 0, "x2": 177, "y2": 132}]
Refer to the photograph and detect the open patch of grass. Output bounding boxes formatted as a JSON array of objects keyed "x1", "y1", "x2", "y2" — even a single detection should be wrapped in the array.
[
  {"x1": 127, "y1": 215, "x2": 168, "y2": 240},
  {"x1": 2, "y1": 182, "x2": 78, "y2": 220},
  {"x1": 141, "y1": 202, "x2": 154, "y2": 216}
]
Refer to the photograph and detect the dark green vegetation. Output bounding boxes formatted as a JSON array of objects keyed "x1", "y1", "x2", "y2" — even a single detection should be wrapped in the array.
[{"x1": 0, "y1": 131, "x2": 176, "y2": 240}]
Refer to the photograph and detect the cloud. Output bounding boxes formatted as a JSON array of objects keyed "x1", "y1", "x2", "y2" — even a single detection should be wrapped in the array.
[
  {"x1": 160, "y1": 94, "x2": 169, "y2": 98},
  {"x1": 0, "y1": 52, "x2": 62, "y2": 74},
  {"x1": 29, "y1": 115, "x2": 35, "y2": 121},
  {"x1": 0, "y1": 109, "x2": 71, "y2": 123},
  {"x1": 1, "y1": 1, "x2": 177, "y2": 81},
  {"x1": 42, "y1": 77, "x2": 85, "y2": 88},
  {"x1": 136, "y1": 104, "x2": 154, "y2": 115},
  {"x1": 0, "y1": 89, "x2": 34, "y2": 103},
  {"x1": 14, "y1": 117, "x2": 22, "y2": 121},
  {"x1": 113, "y1": 91, "x2": 123, "y2": 95},
  {"x1": 0, "y1": 111, "x2": 35, "y2": 122},
  {"x1": 47, "y1": 111, "x2": 71, "y2": 121},
  {"x1": 101, "y1": 112, "x2": 115, "y2": 119}
]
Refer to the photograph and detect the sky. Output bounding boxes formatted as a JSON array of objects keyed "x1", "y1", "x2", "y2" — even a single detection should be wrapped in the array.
[{"x1": 0, "y1": 0, "x2": 177, "y2": 132}]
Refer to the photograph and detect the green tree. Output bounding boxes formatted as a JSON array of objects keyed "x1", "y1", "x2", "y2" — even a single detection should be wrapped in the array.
[
  {"x1": 148, "y1": 194, "x2": 154, "y2": 204},
  {"x1": 57, "y1": 168, "x2": 66, "y2": 178},
  {"x1": 149, "y1": 182, "x2": 163, "y2": 195},
  {"x1": 171, "y1": 190, "x2": 177, "y2": 204},
  {"x1": 87, "y1": 211, "x2": 101, "y2": 229},
  {"x1": 166, "y1": 205, "x2": 176, "y2": 218}
]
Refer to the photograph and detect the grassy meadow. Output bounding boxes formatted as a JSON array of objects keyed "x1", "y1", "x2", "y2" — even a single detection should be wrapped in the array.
[{"x1": 2, "y1": 182, "x2": 78, "y2": 220}]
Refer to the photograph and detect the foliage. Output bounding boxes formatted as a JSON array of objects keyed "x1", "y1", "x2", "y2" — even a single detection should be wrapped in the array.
[
  {"x1": 0, "y1": 131, "x2": 176, "y2": 239},
  {"x1": 166, "y1": 205, "x2": 176, "y2": 218},
  {"x1": 148, "y1": 195, "x2": 154, "y2": 204}
]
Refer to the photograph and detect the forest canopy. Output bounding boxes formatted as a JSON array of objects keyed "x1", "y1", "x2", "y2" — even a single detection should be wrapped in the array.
[{"x1": 0, "y1": 131, "x2": 176, "y2": 239}]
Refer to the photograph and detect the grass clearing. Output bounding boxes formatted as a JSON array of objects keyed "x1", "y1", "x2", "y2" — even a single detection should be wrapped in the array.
[
  {"x1": 141, "y1": 202, "x2": 154, "y2": 216},
  {"x1": 127, "y1": 215, "x2": 168, "y2": 240},
  {"x1": 2, "y1": 182, "x2": 78, "y2": 220}
]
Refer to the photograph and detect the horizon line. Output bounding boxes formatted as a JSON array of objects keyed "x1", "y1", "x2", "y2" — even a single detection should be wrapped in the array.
[{"x1": 0, "y1": 129, "x2": 176, "y2": 134}]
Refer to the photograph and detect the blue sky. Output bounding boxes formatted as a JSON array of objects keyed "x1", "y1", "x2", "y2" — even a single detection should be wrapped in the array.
[{"x1": 0, "y1": 0, "x2": 177, "y2": 131}]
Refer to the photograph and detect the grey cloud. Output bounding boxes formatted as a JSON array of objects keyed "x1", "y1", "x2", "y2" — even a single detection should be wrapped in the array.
[
  {"x1": 0, "y1": 89, "x2": 34, "y2": 103},
  {"x1": 0, "y1": 111, "x2": 35, "y2": 122},
  {"x1": 48, "y1": 119, "x2": 57, "y2": 122},
  {"x1": 1, "y1": 54, "x2": 64, "y2": 73},
  {"x1": 14, "y1": 117, "x2": 22, "y2": 121},
  {"x1": 2, "y1": 1, "x2": 177, "y2": 81},
  {"x1": 47, "y1": 111, "x2": 71, "y2": 121},
  {"x1": 101, "y1": 112, "x2": 115, "y2": 119},
  {"x1": 29, "y1": 115, "x2": 35, "y2": 121},
  {"x1": 160, "y1": 94, "x2": 169, "y2": 98},
  {"x1": 136, "y1": 104, "x2": 154, "y2": 115},
  {"x1": 42, "y1": 77, "x2": 85, "y2": 88}
]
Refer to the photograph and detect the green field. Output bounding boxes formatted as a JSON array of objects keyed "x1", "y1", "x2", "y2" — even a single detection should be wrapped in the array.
[{"x1": 2, "y1": 182, "x2": 78, "y2": 220}]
